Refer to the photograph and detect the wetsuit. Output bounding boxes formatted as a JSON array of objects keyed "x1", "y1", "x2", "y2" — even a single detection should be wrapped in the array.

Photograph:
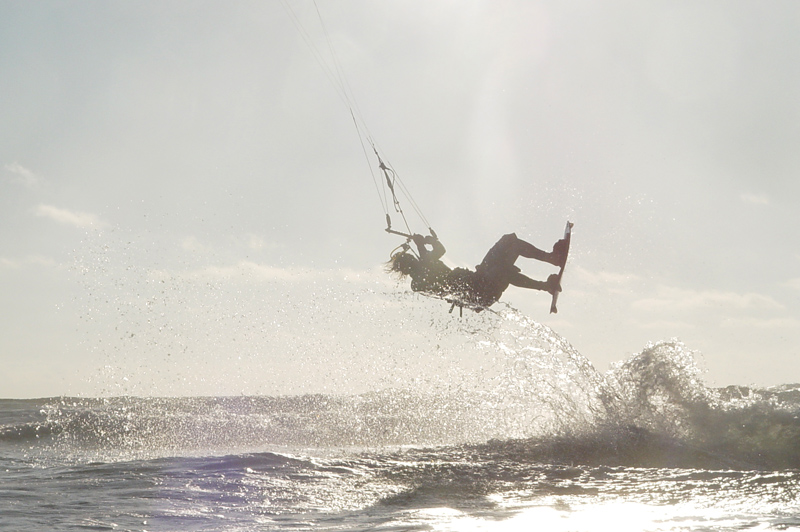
[{"x1": 409, "y1": 233, "x2": 555, "y2": 308}]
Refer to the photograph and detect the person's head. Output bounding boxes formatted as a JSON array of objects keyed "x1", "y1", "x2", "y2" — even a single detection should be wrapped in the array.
[{"x1": 386, "y1": 250, "x2": 418, "y2": 277}]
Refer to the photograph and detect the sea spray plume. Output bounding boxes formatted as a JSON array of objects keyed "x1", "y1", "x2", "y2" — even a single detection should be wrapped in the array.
[
  {"x1": 600, "y1": 339, "x2": 717, "y2": 439},
  {"x1": 470, "y1": 305, "x2": 610, "y2": 437},
  {"x1": 544, "y1": 341, "x2": 800, "y2": 469},
  {"x1": 467, "y1": 341, "x2": 750, "y2": 469},
  {"x1": 447, "y1": 311, "x2": 721, "y2": 467}
]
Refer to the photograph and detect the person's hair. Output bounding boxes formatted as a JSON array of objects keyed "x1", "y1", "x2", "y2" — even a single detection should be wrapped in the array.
[{"x1": 385, "y1": 250, "x2": 417, "y2": 278}]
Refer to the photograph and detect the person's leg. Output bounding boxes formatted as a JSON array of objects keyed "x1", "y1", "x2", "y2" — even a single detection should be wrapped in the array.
[
  {"x1": 515, "y1": 236, "x2": 567, "y2": 267},
  {"x1": 509, "y1": 272, "x2": 561, "y2": 294},
  {"x1": 510, "y1": 237, "x2": 555, "y2": 263},
  {"x1": 508, "y1": 271, "x2": 548, "y2": 290},
  {"x1": 479, "y1": 233, "x2": 560, "y2": 269}
]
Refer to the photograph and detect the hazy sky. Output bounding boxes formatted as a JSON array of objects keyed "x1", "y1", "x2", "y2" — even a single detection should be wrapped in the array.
[{"x1": 2, "y1": 1, "x2": 799, "y2": 398}]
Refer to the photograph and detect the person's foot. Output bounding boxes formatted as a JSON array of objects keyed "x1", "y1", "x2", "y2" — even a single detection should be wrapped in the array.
[
  {"x1": 546, "y1": 273, "x2": 562, "y2": 295},
  {"x1": 551, "y1": 239, "x2": 568, "y2": 267}
]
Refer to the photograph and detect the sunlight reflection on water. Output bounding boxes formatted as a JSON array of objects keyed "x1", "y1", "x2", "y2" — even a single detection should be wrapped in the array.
[{"x1": 420, "y1": 497, "x2": 785, "y2": 532}]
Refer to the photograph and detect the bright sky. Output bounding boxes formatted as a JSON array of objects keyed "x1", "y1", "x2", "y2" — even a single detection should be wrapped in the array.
[{"x1": 2, "y1": 1, "x2": 799, "y2": 399}]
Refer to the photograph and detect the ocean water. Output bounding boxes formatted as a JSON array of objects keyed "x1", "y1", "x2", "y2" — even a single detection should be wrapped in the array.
[{"x1": 2, "y1": 308, "x2": 799, "y2": 531}]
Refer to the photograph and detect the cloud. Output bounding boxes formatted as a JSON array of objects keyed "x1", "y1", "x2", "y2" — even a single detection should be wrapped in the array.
[
  {"x1": 739, "y1": 192, "x2": 770, "y2": 205},
  {"x1": 721, "y1": 316, "x2": 800, "y2": 329},
  {"x1": 181, "y1": 236, "x2": 211, "y2": 253},
  {"x1": 234, "y1": 233, "x2": 282, "y2": 253},
  {"x1": 35, "y1": 204, "x2": 106, "y2": 228},
  {"x1": 188, "y1": 261, "x2": 382, "y2": 284},
  {"x1": 246, "y1": 234, "x2": 267, "y2": 251},
  {"x1": 4, "y1": 162, "x2": 41, "y2": 188},
  {"x1": 630, "y1": 318, "x2": 695, "y2": 330},
  {"x1": 573, "y1": 266, "x2": 641, "y2": 287},
  {"x1": 190, "y1": 261, "x2": 323, "y2": 282},
  {"x1": 0, "y1": 255, "x2": 56, "y2": 270},
  {"x1": 632, "y1": 285, "x2": 783, "y2": 312},
  {"x1": 181, "y1": 234, "x2": 279, "y2": 256},
  {"x1": 785, "y1": 278, "x2": 800, "y2": 291}
]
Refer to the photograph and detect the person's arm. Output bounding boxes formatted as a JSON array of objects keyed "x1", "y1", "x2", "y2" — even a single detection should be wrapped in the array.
[
  {"x1": 412, "y1": 233, "x2": 446, "y2": 262},
  {"x1": 428, "y1": 236, "x2": 445, "y2": 261},
  {"x1": 411, "y1": 234, "x2": 428, "y2": 258}
]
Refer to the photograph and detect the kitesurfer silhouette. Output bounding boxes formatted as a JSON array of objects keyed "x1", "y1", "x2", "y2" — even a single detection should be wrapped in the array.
[{"x1": 388, "y1": 231, "x2": 568, "y2": 310}]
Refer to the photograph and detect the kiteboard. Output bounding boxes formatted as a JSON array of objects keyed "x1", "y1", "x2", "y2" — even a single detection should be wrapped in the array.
[{"x1": 549, "y1": 221, "x2": 573, "y2": 314}]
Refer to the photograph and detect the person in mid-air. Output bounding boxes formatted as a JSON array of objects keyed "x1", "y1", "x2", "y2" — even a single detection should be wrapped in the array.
[{"x1": 388, "y1": 231, "x2": 568, "y2": 309}]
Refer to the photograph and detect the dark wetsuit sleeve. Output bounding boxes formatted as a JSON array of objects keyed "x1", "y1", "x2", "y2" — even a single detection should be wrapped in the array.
[
  {"x1": 411, "y1": 234, "x2": 427, "y2": 257},
  {"x1": 428, "y1": 238, "x2": 446, "y2": 261},
  {"x1": 412, "y1": 235, "x2": 446, "y2": 261}
]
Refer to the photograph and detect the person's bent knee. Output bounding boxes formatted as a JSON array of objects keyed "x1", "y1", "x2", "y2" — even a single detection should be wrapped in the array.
[{"x1": 497, "y1": 233, "x2": 517, "y2": 244}]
